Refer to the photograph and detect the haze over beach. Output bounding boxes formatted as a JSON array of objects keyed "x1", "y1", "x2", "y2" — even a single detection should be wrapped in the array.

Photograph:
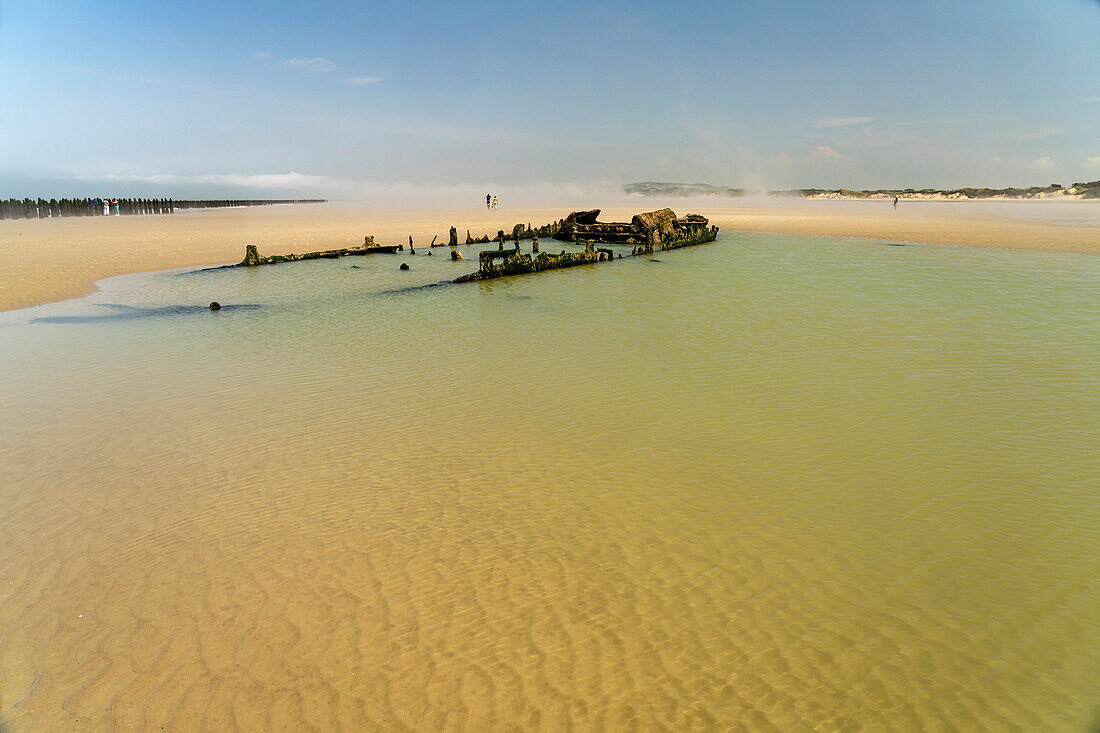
[{"x1": 2, "y1": 1, "x2": 1100, "y2": 731}]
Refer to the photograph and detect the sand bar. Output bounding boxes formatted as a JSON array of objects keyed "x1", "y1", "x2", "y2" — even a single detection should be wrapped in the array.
[{"x1": 1, "y1": 200, "x2": 1097, "y2": 313}]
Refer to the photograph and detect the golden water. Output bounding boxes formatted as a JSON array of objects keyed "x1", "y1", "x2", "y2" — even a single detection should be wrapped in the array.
[{"x1": 1, "y1": 233, "x2": 1098, "y2": 730}]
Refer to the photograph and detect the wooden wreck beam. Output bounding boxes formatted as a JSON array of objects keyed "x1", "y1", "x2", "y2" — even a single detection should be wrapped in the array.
[{"x1": 231, "y1": 240, "x2": 401, "y2": 268}]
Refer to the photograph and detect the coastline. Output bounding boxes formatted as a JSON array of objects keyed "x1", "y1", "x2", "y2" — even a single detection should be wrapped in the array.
[{"x1": 1, "y1": 200, "x2": 1098, "y2": 313}]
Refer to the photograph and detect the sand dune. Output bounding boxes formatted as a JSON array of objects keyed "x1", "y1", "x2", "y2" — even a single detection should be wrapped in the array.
[{"x1": 0, "y1": 200, "x2": 1097, "y2": 312}]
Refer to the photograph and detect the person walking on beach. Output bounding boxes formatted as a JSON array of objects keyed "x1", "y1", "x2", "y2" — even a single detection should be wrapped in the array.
[
  {"x1": 486, "y1": 193, "x2": 491, "y2": 209},
  {"x1": 893, "y1": 196, "x2": 899, "y2": 210},
  {"x1": 492, "y1": 195, "x2": 498, "y2": 209}
]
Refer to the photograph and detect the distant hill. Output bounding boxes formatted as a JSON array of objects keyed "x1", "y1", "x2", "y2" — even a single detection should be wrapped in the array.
[
  {"x1": 625, "y1": 181, "x2": 1100, "y2": 200},
  {"x1": 625, "y1": 182, "x2": 749, "y2": 198}
]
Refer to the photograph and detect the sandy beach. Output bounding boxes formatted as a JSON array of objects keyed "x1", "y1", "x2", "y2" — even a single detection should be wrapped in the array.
[{"x1": 0, "y1": 199, "x2": 1097, "y2": 313}]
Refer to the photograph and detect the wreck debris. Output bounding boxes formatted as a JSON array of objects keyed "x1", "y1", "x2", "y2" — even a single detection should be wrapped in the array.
[
  {"x1": 449, "y1": 227, "x2": 458, "y2": 246},
  {"x1": 555, "y1": 208, "x2": 715, "y2": 248},
  {"x1": 451, "y1": 250, "x2": 463, "y2": 261}
]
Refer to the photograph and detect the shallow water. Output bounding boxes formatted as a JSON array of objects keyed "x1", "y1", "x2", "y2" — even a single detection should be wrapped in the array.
[{"x1": 1, "y1": 233, "x2": 1098, "y2": 730}]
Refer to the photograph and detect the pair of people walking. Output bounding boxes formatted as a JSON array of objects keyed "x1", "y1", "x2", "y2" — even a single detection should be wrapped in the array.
[{"x1": 485, "y1": 193, "x2": 497, "y2": 209}]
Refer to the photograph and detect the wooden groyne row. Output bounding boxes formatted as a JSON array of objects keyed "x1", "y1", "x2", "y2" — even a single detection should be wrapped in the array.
[{"x1": 0, "y1": 198, "x2": 326, "y2": 220}]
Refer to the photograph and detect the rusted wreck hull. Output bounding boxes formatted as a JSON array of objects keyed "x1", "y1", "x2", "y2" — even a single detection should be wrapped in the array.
[
  {"x1": 657, "y1": 223, "x2": 719, "y2": 250},
  {"x1": 454, "y1": 245, "x2": 606, "y2": 283}
]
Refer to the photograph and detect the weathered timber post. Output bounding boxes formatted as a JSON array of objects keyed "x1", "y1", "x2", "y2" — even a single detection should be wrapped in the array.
[
  {"x1": 240, "y1": 244, "x2": 261, "y2": 266},
  {"x1": 449, "y1": 227, "x2": 458, "y2": 246}
]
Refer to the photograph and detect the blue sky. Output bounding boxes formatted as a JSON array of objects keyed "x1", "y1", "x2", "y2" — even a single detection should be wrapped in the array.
[{"x1": 1, "y1": 0, "x2": 1098, "y2": 197}]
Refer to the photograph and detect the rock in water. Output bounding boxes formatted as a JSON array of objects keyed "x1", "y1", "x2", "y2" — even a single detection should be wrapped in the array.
[
  {"x1": 451, "y1": 250, "x2": 463, "y2": 260},
  {"x1": 400, "y1": 263, "x2": 410, "y2": 271},
  {"x1": 209, "y1": 301, "x2": 221, "y2": 310}
]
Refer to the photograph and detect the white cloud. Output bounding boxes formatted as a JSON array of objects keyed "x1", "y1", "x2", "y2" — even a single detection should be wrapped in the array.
[
  {"x1": 775, "y1": 152, "x2": 792, "y2": 163},
  {"x1": 252, "y1": 51, "x2": 273, "y2": 59},
  {"x1": 816, "y1": 116, "x2": 871, "y2": 128},
  {"x1": 1032, "y1": 156, "x2": 1055, "y2": 169},
  {"x1": 282, "y1": 57, "x2": 336, "y2": 73},
  {"x1": 809, "y1": 145, "x2": 844, "y2": 161},
  {"x1": 1077, "y1": 96, "x2": 1099, "y2": 103},
  {"x1": 343, "y1": 76, "x2": 381, "y2": 86},
  {"x1": 999, "y1": 127, "x2": 1061, "y2": 141},
  {"x1": 1085, "y1": 156, "x2": 1100, "y2": 170}
]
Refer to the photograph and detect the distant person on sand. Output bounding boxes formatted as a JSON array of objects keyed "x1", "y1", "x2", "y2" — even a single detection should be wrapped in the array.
[
  {"x1": 486, "y1": 193, "x2": 491, "y2": 209},
  {"x1": 492, "y1": 195, "x2": 498, "y2": 209},
  {"x1": 893, "y1": 196, "x2": 899, "y2": 210}
]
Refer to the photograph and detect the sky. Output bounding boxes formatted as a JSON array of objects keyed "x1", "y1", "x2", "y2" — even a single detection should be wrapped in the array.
[{"x1": 1, "y1": 0, "x2": 1098, "y2": 199}]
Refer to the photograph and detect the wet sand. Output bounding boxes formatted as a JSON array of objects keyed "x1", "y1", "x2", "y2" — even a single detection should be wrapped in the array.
[
  {"x1": 2, "y1": 228, "x2": 1099, "y2": 730},
  {"x1": 0, "y1": 200, "x2": 1097, "y2": 312},
  {"x1": 2, "y1": 232, "x2": 1100, "y2": 726}
]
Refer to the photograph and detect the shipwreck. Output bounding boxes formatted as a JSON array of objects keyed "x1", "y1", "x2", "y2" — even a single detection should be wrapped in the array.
[
  {"x1": 454, "y1": 208, "x2": 717, "y2": 283},
  {"x1": 215, "y1": 208, "x2": 716, "y2": 285}
]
